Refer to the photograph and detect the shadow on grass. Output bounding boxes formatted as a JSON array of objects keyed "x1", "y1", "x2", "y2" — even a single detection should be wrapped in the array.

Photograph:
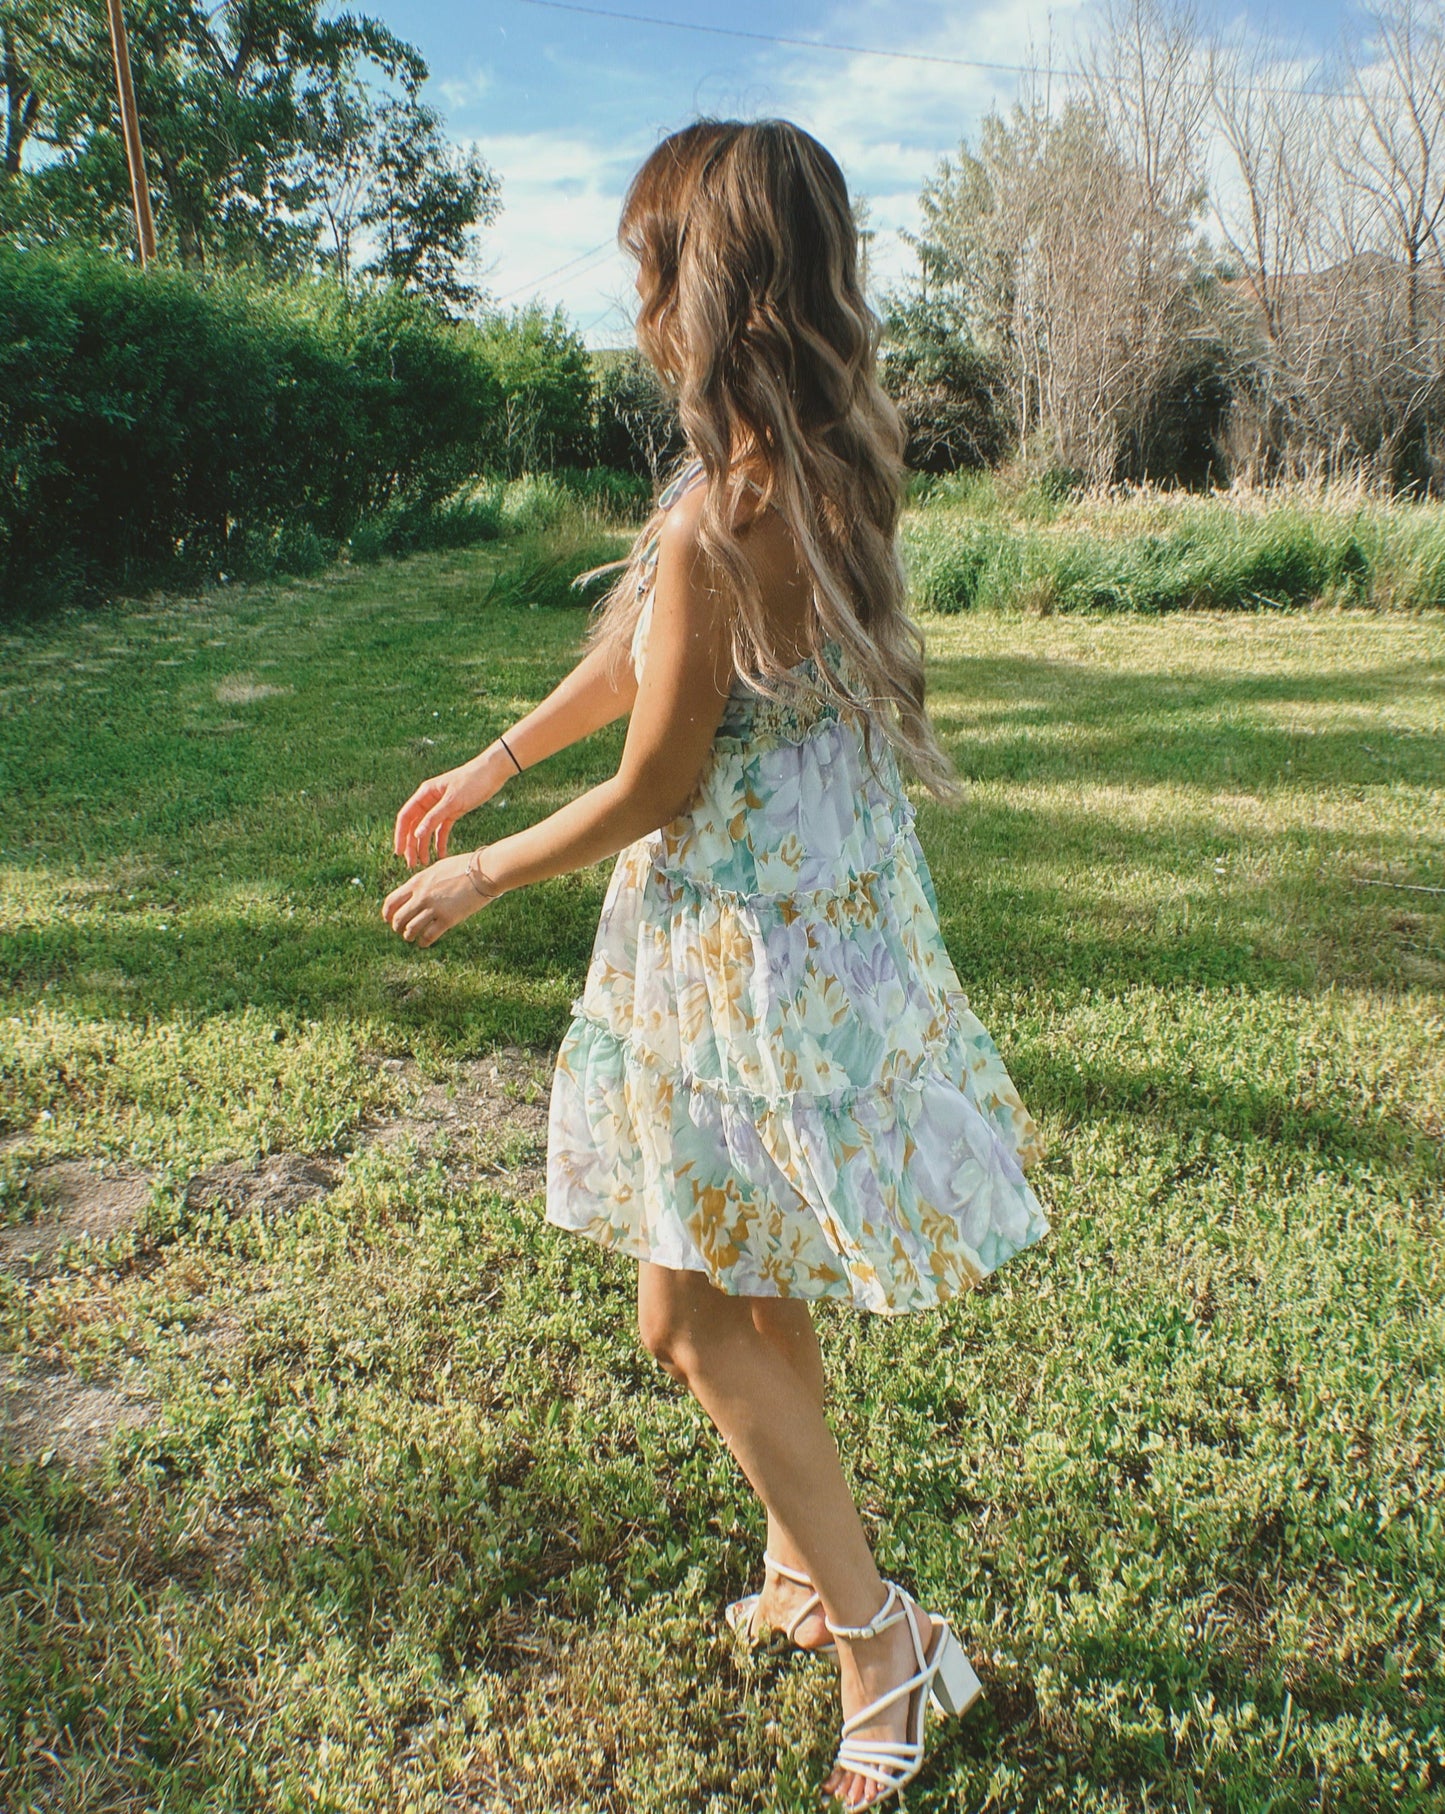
[
  {"x1": 922, "y1": 651, "x2": 1444, "y2": 793},
  {"x1": 3, "y1": 794, "x2": 1437, "y2": 1060},
  {"x1": 1021, "y1": 1041, "x2": 1436, "y2": 1181},
  {"x1": 3, "y1": 615, "x2": 1440, "y2": 1049}
]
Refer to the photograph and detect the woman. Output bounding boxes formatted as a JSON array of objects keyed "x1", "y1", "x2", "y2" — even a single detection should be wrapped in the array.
[{"x1": 382, "y1": 117, "x2": 1051, "y2": 1810}]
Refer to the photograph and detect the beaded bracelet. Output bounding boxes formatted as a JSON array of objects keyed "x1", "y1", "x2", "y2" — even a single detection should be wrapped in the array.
[{"x1": 467, "y1": 846, "x2": 503, "y2": 900}]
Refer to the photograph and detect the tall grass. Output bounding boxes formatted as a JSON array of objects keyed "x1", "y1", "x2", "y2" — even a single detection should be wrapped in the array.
[
  {"x1": 904, "y1": 472, "x2": 1445, "y2": 614},
  {"x1": 347, "y1": 467, "x2": 652, "y2": 565}
]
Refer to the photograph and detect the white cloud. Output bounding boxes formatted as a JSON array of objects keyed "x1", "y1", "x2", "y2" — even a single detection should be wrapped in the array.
[
  {"x1": 754, "y1": 0, "x2": 1095, "y2": 302},
  {"x1": 454, "y1": 1, "x2": 1096, "y2": 344},
  {"x1": 455, "y1": 0, "x2": 1344, "y2": 344},
  {"x1": 437, "y1": 66, "x2": 496, "y2": 113}
]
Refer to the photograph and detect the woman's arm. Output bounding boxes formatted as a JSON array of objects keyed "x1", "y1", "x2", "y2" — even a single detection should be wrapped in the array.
[
  {"x1": 393, "y1": 620, "x2": 640, "y2": 868},
  {"x1": 470, "y1": 491, "x2": 735, "y2": 896},
  {"x1": 382, "y1": 489, "x2": 736, "y2": 946},
  {"x1": 492, "y1": 633, "x2": 639, "y2": 774}
]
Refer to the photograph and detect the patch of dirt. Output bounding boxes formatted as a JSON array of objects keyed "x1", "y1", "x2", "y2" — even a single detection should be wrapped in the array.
[
  {"x1": 355, "y1": 1044, "x2": 553, "y2": 1198},
  {"x1": 0, "y1": 1157, "x2": 155, "y2": 1280},
  {"x1": 182, "y1": 1150, "x2": 343, "y2": 1219},
  {"x1": 0, "y1": 1046, "x2": 555, "y2": 1478},
  {"x1": 0, "y1": 1354, "x2": 157, "y2": 1466},
  {"x1": 185, "y1": 1306, "x2": 247, "y2": 1360},
  {"x1": 214, "y1": 675, "x2": 293, "y2": 704}
]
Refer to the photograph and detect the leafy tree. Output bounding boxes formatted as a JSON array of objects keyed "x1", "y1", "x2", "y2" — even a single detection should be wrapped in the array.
[
  {"x1": 2, "y1": 0, "x2": 58, "y2": 177},
  {"x1": 0, "y1": 0, "x2": 499, "y2": 305},
  {"x1": 1, "y1": 0, "x2": 131, "y2": 244},
  {"x1": 348, "y1": 93, "x2": 500, "y2": 310}
]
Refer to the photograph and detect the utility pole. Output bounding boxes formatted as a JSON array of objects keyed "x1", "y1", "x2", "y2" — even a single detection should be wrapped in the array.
[{"x1": 105, "y1": 0, "x2": 157, "y2": 265}]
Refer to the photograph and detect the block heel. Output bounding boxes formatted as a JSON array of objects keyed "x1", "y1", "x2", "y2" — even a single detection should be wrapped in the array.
[{"x1": 927, "y1": 1622, "x2": 983, "y2": 1718}]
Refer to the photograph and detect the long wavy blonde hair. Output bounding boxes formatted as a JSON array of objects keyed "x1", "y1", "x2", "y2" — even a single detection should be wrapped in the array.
[{"x1": 574, "y1": 116, "x2": 965, "y2": 804}]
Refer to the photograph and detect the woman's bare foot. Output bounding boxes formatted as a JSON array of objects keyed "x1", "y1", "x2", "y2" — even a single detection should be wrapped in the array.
[{"x1": 821, "y1": 1597, "x2": 935, "y2": 1810}]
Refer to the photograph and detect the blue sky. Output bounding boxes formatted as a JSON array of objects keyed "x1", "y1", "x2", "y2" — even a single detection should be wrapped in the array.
[{"x1": 370, "y1": 0, "x2": 1357, "y2": 347}]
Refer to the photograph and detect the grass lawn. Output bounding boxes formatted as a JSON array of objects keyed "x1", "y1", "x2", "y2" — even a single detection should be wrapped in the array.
[{"x1": 1, "y1": 540, "x2": 1442, "y2": 1812}]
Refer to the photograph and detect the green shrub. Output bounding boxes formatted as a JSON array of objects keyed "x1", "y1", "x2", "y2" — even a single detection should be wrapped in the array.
[
  {"x1": 344, "y1": 484, "x2": 640, "y2": 577},
  {"x1": 347, "y1": 490, "x2": 507, "y2": 563},
  {"x1": 0, "y1": 246, "x2": 503, "y2": 615},
  {"x1": 552, "y1": 461, "x2": 653, "y2": 524},
  {"x1": 228, "y1": 519, "x2": 339, "y2": 581},
  {"x1": 251, "y1": 276, "x2": 503, "y2": 533},
  {"x1": 592, "y1": 348, "x2": 684, "y2": 478},
  {"x1": 474, "y1": 302, "x2": 595, "y2": 476},
  {"x1": 497, "y1": 473, "x2": 571, "y2": 536},
  {"x1": 878, "y1": 298, "x2": 1013, "y2": 473}
]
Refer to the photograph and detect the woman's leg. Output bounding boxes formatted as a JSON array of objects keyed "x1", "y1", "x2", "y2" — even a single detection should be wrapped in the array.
[
  {"x1": 747, "y1": 1298, "x2": 828, "y2": 1603},
  {"x1": 637, "y1": 1261, "x2": 935, "y2": 1810}
]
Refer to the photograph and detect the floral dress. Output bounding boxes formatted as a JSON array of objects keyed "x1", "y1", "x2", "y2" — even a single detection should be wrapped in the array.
[{"x1": 544, "y1": 459, "x2": 1051, "y2": 1315}]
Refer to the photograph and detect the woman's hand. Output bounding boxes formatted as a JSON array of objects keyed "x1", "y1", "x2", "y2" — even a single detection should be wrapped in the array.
[
  {"x1": 381, "y1": 852, "x2": 500, "y2": 949},
  {"x1": 393, "y1": 748, "x2": 509, "y2": 869}
]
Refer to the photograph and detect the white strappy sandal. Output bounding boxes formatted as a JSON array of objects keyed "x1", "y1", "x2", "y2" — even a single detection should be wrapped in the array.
[
  {"x1": 821, "y1": 1579, "x2": 983, "y2": 1808},
  {"x1": 724, "y1": 1549, "x2": 839, "y2": 1657}
]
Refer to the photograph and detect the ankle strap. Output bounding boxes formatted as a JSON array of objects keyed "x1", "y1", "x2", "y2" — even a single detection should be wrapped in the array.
[
  {"x1": 762, "y1": 1548, "x2": 816, "y2": 1589},
  {"x1": 824, "y1": 1580, "x2": 910, "y2": 1642}
]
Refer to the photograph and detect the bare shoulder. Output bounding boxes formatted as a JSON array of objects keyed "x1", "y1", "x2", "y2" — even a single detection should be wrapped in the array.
[
  {"x1": 655, "y1": 474, "x2": 814, "y2": 660},
  {"x1": 650, "y1": 485, "x2": 717, "y2": 605},
  {"x1": 658, "y1": 476, "x2": 709, "y2": 544},
  {"x1": 647, "y1": 481, "x2": 735, "y2": 694},
  {"x1": 658, "y1": 476, "x2": 790, "y2": 563}
]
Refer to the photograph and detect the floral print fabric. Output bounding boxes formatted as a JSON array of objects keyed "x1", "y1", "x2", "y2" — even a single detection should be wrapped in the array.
[{"x1": 545, "y1": 460, "x2": 1051, "y2": 1315}]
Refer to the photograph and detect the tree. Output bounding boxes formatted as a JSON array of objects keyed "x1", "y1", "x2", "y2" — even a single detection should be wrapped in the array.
[
  {"x1": 902, "y1": 0, "x2": 1216, "y2": 485},
  {"x1": 0, "y1": 0, "x2": 501, "y2": 306},
  {"x1": 354, "y1": 96, "x2": 500, "y2": 311},
  {"x1": 0, "y1": 0, "x2": 134, "y2": 246},
  {"x1": 1334, "y1": 0, "x2": 1445, "y2": 486},
  {"x1": 3, "y1": 0, "x2": 60, "y2": 177},
  {"x1": 1203, "y1": 0, "x2": 1445, "y2": 488}
]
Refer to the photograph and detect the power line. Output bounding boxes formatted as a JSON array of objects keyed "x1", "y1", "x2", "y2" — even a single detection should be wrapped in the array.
[
  {"x1": 511, "y1": 0, "x2": 1363, "y2": 102},
  {"x1": 490, "y1": 0, "x2": 1373, "y2": 320},
  {"x1": 513, "y1": 0, "x2": 1054, "y2": 77},
  {"x1": 575, "y1": 299, "x2": 628, "y2": 336},
  {"x1": 492, "y1": 236, "x2": 618, "y2": 303}
]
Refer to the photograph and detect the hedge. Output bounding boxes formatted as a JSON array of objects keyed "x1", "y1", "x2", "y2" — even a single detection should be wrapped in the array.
[{"x1": 0, "y1": 248, "x2": 511, "y2": 613}]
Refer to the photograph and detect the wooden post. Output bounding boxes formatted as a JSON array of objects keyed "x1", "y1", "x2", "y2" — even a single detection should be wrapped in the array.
[{"x1": 105, "y1": 0, "x2": 157, "y2": 265}]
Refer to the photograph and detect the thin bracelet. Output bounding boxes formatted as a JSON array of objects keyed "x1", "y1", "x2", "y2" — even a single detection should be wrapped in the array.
[
  {"x1": 496, "y1": 733, "x2": 523, "y2": 775},
  {"x1": 467, "y1": 847, "x2": 503, "y2": 900}
]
